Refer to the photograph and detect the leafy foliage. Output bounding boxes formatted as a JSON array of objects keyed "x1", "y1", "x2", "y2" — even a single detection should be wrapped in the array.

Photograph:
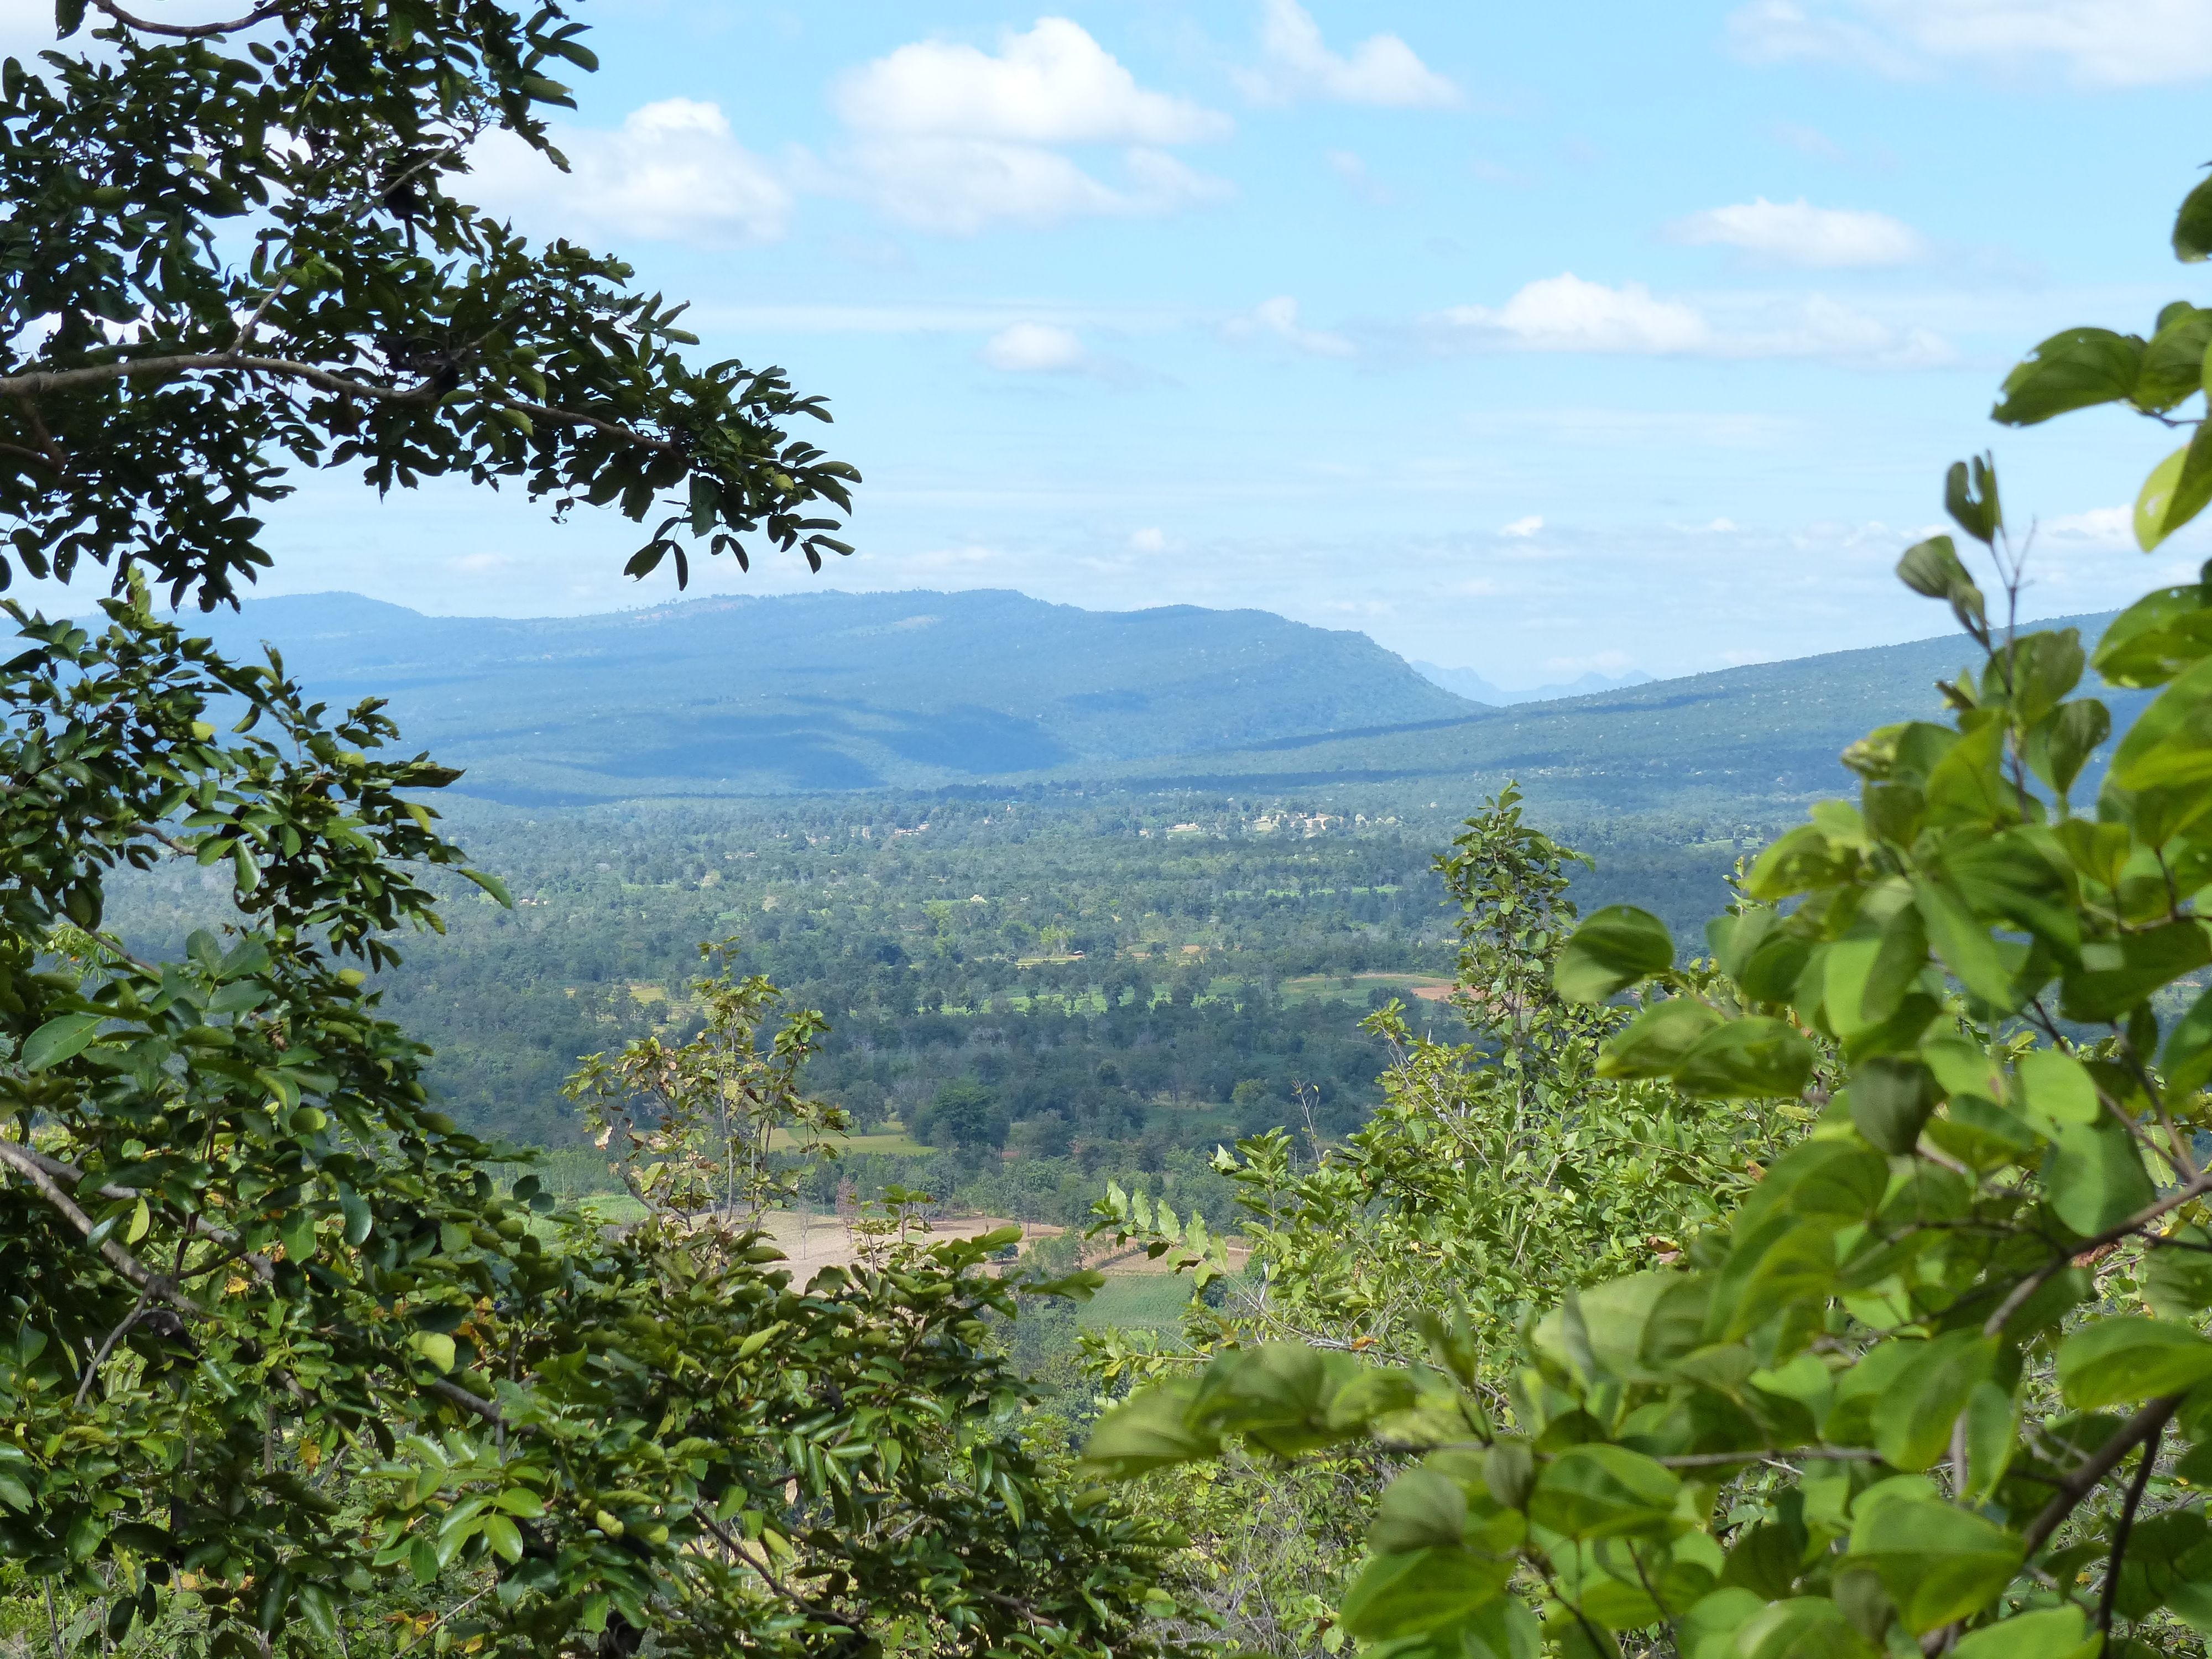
[
  {"x1": 1079, "y1": 790, "x2": 1807, "y2": 1651},
  {"x1": 0, "y1": 4, "x2": 1190, "y2": 1658},
  {"x1": 0, "y1": 0, "x2": 853, "y2": 606},
  {"x1": 562, "y1": 942, "x2": 843, "y2": 1222},
  {"x1": 1086, "y1": 168, "x2": 2212, "y2": 1657}
]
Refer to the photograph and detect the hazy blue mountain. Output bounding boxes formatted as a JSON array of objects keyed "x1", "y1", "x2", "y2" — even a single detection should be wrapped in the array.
[
  {"x1": 175, "y1": 589, "x2": 1478, "y2": 803},
  {"x1": 1109, "y1": 613, "x2": 2134, "y2": 816},
  {"x1": 162, "y1": 591, "x2": 2125, "y2": 815},
  {"x1": 1410, "y1": 661, "x2": 1656, "y2": 706}
]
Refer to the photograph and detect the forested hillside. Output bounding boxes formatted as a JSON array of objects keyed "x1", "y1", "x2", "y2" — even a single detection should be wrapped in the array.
[
  {"x1": 181, "y1": 589, "x2": 1475, "y2": 800},
  {"x1": 1095, "y1": 609, "x2": 2138, "y2": 810},
  {"x1": 181, "y1": 591, "x2": 2131, "y2": 817}
]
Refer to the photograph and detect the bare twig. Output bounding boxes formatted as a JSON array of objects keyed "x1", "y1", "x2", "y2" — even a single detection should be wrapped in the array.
[
  {"x1": 421, "y1": 1376, "x2": 518, "y2": 1430},
  {"x1": 390, "y1": 1583, "x2": 495, "y2": 1659},
  {"x1": 692, "y1": 1505, "x2": 862, "y2": 1630},
  {"x1": 2, "y1": 1136, "x2": 272, "y2": 1281},
  {"x1": 505, "y1": 398, "x2": 681, "y2": 453},
  {"x1": 84, "y1": 0, "x2": 286, "y2": 34},
  {"x1": 0, "y1": 1138, "x2": 205, "y2": 1317},
  {"x1": 2099, "y1": 1416, "x2": 2164, "y2": 1638},
  {"x1": 74, "y1": 1281, "x2": 154, "y2": 1408},
  {"x1": 1655, "y1": 1446, "x2": 1885, "y2": 1470},
  {"x1": 1983, "y1": 1173, "x2": 2212, "y2": 1337},
  {"x1": 2023, "y1": 1394, "x2": 2185, "y2": 1558}
]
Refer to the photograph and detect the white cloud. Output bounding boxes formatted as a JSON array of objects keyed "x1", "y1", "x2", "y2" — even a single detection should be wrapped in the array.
[
  {"x1": 2040, "y1": 505, "x2": 2132, "y2": 547},
  {"x1": 832, "y1": 18, "x2": 1229, "y2": 142},
  {"x1": 1665, "y1": 197, "x2": 1928, "y2": 268},
  {"x1": 825, "y1": 137, "x2": 1226, "y2": 233},
  {"x1": 1224, "y1": 295, "x2": 1356, "y2": 357},
  {"x1": 980, "y1": 322, "x2": 1088, "y2": 372},
  {"x1": 820, "y1": 19, "x2": 1232, "y2": 233},
  {"x1": 1500, "y1": 515, "x2": 1544, "y2": 538},
  {"x1": 1728, "y1": 0, "x2": 2212, "y2": 86},
  {"x1": 1235, "y1": 0, "x2": 1461, "y2": 107},
  {"x1": 469, "y1": 100, "x2": 789, "y2": 247},
  {"x1": 1441, "y1": 274, "x2": 1712, "y2": 354},
  {"x1": 1433, "y1": 273, "x2": 1955, "y2": 368},
  {"x1": 1129, "y1": 527, "x2": 1168, "y2": 552}
]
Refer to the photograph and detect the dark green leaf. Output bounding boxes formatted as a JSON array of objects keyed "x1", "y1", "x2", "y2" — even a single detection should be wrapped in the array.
[
  {"x1": 2145, "y1": 1225, "x2": 2212, "y2": 1320},
  {"x1": 1730, "y1": 1598, "x2": 1876, "y2": 1659},
  {"x1": 2137, "y1": 305, "x2": 2212, "y2": 409},
  {"x1": 1949, "y1": 1606, "x2": 2091, "y2": 1659},
  {"x1": 2177, "y1": 171, "x2": 2212, "y2": 262},
  {"x1": 2025, "y1": 699, "x2": 2111, "y2": 800},
  {"x1": 2042, "y1": 1114, "x2": 2156, "y2": 1237},
  {"x1": 1945, "y1": 453, "x2": 2003, "y2": 547},
  {"x1": 1553, "y1": 906, "x2": 1673, "y2": 1004},
  {"x1": 2060, "y1": 920, "x2": 2211, "y2": 1021},
  {"x1": 461, "y1": 868, "x2": 513, "y2": 906},
  {"x1": 1595, "y1": 998, "x2": 1723, "y2": 1079},
  {"x1": 21, "y1": 1012, "x2": 100, "y2": 1071},
  {"x1": 1339, "y1": 1547, "x2": 1510, "y2": 1640},
  {"x1": 1871, "y1": 1332, "x2": 1997, "y2": 1471},
  {"x1": 1991, "y1": 329, "x2": 2143, "y2": 425},
  {"x1": 1896, "y1": 535, "x2": 1971, "y2": 600},
  {"x1": 2093, "y1": 582, "x2": 2212, "y2": 689},
  {"x1": 1845, "y1": 1498, "x2": 2023, "y2": 1635},
  {"x1": 1082, "y1": 1380, "x2": 1220, "y2": 1477},
  {"x1": 1673, "y1": 1017, "x2": 1813, "y2": 1099},
  {"x1": 1913, "y1": 878, "x2": 2020, "y2": 1011},
  {"x1": 1369, "y1": 1470, "x2": 1468, "y2": 1553},
  {"x1": 1527, "y1": 1446, "x2": 1681, "y2": 1541},
  {"x1": 2057, "y1": 1317, "x2": 2212, "y2": 1408},
  {"x1": 1847, "y1": 1056, "x2": 1938, "y2": 1155}
]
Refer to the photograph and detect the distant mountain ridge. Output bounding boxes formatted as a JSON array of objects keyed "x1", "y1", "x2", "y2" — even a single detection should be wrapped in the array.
[
  {"x1": 176, "y1": 589, "x2": 1478, "y2": 803},
  {"x1": 165, "y1": 590, "x2": 2126, "y2": 815},
  {"x1": 1102, "y1": 611, "x2": 2136, "y2": 816}
]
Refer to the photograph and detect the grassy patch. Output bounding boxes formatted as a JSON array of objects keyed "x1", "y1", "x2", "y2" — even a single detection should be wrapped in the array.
[
  {"x1": 1280, "y1": 971, "x2": 1454, "y2": 1006},
  {"x1": 1076, "y1": 1275, "x2": 1203, "y2": 1331},
  {"x1": 574, "y1": 1192, "x2": 650, "y2": 1227},
  {"x1": 768, "y1": 1126, "x2": 927, "y2": 1154}
]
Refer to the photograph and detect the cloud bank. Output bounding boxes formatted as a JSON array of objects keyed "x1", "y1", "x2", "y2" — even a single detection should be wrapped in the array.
[
  {"x1": 1728, "y1": 0, "x2": 2212, "y2": 86},
  {"x1": 1665, "y1": 196, "x2": 1928, "y2": 268},
  {"x1": 1434, "y1": 273, "x2": 1954, "y2": 368},
  {"x1": 469, "y1": 100, "x2": 790, "y2": 248},
  {"x1": 821, "y1": 18, "x2": 1233, "y2": 233},
  {"x1": 1235, "y1": 0, "x2": 1460, "y2": 107}
]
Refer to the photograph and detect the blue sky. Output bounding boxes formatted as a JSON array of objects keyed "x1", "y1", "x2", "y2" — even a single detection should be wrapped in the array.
[{"x1": 176, "y1": 2, "x2": 2212, "y2": 685}]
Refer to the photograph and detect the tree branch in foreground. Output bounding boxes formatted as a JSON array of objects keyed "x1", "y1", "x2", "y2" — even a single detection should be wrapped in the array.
[
  {"x1": 0, "y1": 1136, "x2": 205, "y2": 1317},
  {"x1": 2022, "y1": 1392, "x2": 2185, "y2": 1557},
  {"x1": 85, "y1": 0, "x2": 288, "y2": 39}
]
